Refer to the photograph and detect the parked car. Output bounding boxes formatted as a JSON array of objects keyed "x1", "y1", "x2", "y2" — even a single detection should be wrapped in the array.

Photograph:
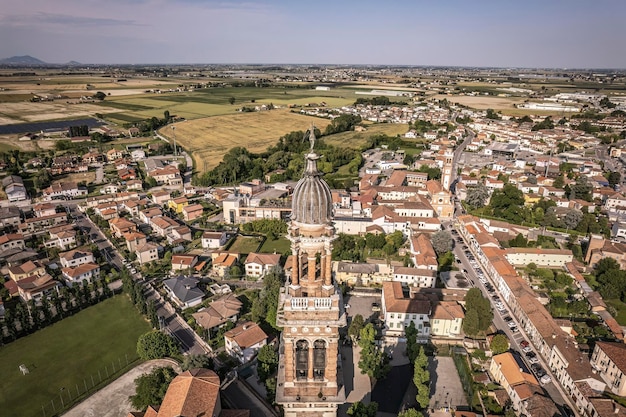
[
  {"x1": 503, "y1": 316, "x2": 513, "y2": 322},
  {"x1": 371, "y1": 302, "x2": 381, "y2": 312},
  {"x1": 520, "y1": 340, "x2": 530, "y2": 348},
  {"x1": 508, "y1": 321, "x2": 517, "y2": 328},
  {"x1": 540, "y1": 374, "x2": 552, "y2": 384}
]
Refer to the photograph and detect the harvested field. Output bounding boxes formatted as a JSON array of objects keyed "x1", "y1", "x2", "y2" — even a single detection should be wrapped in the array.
[
  {"x1": 433, "y1": 94, "x2": 523, "y2": 110},
  {"x1": 159, "y1": 110, "x2": 331, "y2": 171},
  {"x1": 0, "y1": 101, "x2": 119, "y2": 124},
  {"x1": 324, "y1": 122, "x2": 409, "y2": 149},
  {"x1": 52, "y1": 171, "x2": 97, "y2": 185}
]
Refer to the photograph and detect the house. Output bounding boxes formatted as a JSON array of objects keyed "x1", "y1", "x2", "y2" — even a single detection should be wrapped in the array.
[
  {"x1": 381, "y1": 281, "x2": 431, "y2": 340},
  {"x1": 0, "y1": 233, "x2": 25, "y2": 253},
  {"x1": 163, "y1": 276, "x2": 204, "y2": 309},
  {"x1": 123, "y1": 231, "x2": 147, "y2": 252},
  {"x1": 168, "y1": 225, "x2": 192, "y2": 244},
  {"x1": 148, "y1": 165, "x2": 182, "y2": 186},
  {"x1": 182, "y1": 204, "x2": 204, "y2": 221},
  {"x1": 0, "y1": 206, "x2": 21, "y2": 228},
  {"x1": 61, "y1": 262, "x2": 100, "y2": 287},
  {"x1": 21, "y1": 212, "x2": 68, "y2": 233},
  {"x1": 202, "y1": 231, "x2": 229, "y2": 249},
  {"x1": 590, "y1": 341, "x2": 626, "y2": 396},
  {"x1": 224, "y1": 321, "x2": 268, "y2": 363},
  {"x1": 9, "y1": 260, "x2": 46, "y2": 281},
  {"x1": 168, "y1": 196, "x2": 189, "y2": 214},
  {"x1": 151, "y1": 190, "x2": 171, "y2": 206},
  {"x1": 392, "y1": 266, "x2": 437, "y2": 288},
  {"x1": 244, "y1": 252, "x2": 281, "y2": 278},
  {"x1": 409, "y1": 233, "x2": 438, "y2": 271},
  {"x1": 151, "y1": 216, "x2": 179, "y2": 237},
  {"x1": 126, "y1": 179, "x2": 143, "y2": 191},
  {"x1": 136, "y1": 242, "x2": 159, "y2": 265},
  {"x1": 335, "y1": 261, "x2": 380, "y2": 286},
  {"x1": 212, "y1": 252, "x2": 239, "y2": 278},
  {"x1": 33, "y1": 203, "x2": 57, "y2": 218},
  {"x1": 106, "y1": 148, "x2": 124, "y2": 162},
  {"x1": 171, "y1": 254, "x2": 198, "y2": 272},
  {"x1": 109, "y1": 217, "x2": 137, "y2": 238},
  {"x1": 2, "y1": 175, "x2": 27, "y2": 202},
  {"x1": 16, "y1": 274, "x2": 60, "y2": 303},
  {"x1": 489, "y1": 352, "x2": 540, "y2": 413},
  {"x1": 59, "y1": 249, "x2": 94, "y2": 268},
  {"x1": 42, "y1": 182, "x2": 88, "y2": 200},
  {"x1": 140, "y1": 207, "x2": 163, "y2": 225},
  {"x1": 46, "y1": 225, "x2": 76, "y2": 250},
  {"x1": 192, "y1": 293, "x2": 242, "y2": 335},
  {"x1": 430, "y1": 301, "x2": 465, "y2": 338}
]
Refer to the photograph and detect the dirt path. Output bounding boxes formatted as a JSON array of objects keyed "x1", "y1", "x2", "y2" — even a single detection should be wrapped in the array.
[{"x1": 62, "y1": 359, "x2": 180, "y2": 417}]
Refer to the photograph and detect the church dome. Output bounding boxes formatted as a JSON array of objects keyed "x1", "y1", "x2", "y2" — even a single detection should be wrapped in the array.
[{"x1": 291, "y1": 151, "x2": 332, "y2": 225}]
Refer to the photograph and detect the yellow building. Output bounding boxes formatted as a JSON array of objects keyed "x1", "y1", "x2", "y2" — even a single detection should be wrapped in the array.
[{"x1": 167, "y1": 196, "x2": 189, "y2": 214}]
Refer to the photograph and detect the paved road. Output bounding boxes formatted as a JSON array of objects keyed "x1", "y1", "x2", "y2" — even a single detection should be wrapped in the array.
[{"x1": 62, "y1": 359, "x2": 180, "y2": 417}]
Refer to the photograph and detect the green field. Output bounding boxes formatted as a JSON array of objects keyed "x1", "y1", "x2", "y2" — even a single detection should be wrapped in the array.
[
  {"x1": 228, "y1": 235, "x2": 263, "y2": 255},
  {"x1": 0, "y1": 295, "x2": 151, "y2": 416},
  {"x1": 259, "y1": 236, "x2": 291, "y2": 255}
]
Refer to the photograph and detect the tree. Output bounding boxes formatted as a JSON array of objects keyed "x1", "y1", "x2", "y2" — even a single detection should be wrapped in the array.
[
  {"x1": 405, "y1": 321, "x2": 420, "y2": 364},
  {"x1": 430, "y1": 230, "x2": 453, "y2": 255},
  {"x1": 257, "y1": 344, "x2": 278, "y2": 381},
  {"x1": 413, "y1": 347, "x2": 430, "y2": 409},
  {"x1": 563, "y1": 209, "x2": 583, "y2": 230},
  {"x1": 129, "y1": 366, "x2": 176, "y2": 410},
  {"x1": 490, "y1": 334, "x2": 510, "y2": 355},
  {"x1": 465, "y1": 183, "x2": 489, "y2": 209},
  {"x1": 398, "y1": 409, "x2": 424, "y2": 417},
  {"x1": 358, "y1": 323, "x2": 390, "y2": 379},
  {"x1": 347, "y1": 401, "x2": 378, "y2": 417},
  {"x1": 94, "y1": 91, "x2": 106, "y2": 100},
  {"x1": 137, "y1": 331, "x2": 179, "y2": 360},
  {"x1": 462, "y1": 309, "x2": 480, "y2": 337},
  {"x1": 607, "y1": 171, "x2": 621, "y2": 187},
  {"x1": 181, "y1": 354, "x2": 213, "y2": 371},
  {"x1": 228, "y1": 97, "x2": 236, "y2": 105},
  {"x1": 348, "y1": 314, "x2": 365, "y2": 341}
]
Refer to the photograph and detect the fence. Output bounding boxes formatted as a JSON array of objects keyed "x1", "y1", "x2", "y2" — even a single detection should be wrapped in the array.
[{"x1": 40, "y1": 352, "x2": 141, "y2": 417}]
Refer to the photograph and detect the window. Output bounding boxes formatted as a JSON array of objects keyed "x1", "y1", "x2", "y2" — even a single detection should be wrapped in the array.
[
  {"x1": 295, "y1": 340, "x2": 309, "y2": 381},
  {"x1": 313, "y1": 340, "x2": 326, "y2": 381}
]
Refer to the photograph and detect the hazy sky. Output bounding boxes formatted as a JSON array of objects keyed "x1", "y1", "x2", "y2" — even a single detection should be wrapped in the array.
[{"x1": 1, "y1": 0, "x2": 625, "y2": 68}]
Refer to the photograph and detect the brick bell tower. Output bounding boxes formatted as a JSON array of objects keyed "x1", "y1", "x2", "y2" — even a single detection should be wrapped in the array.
[{"x1": 275, "y1": 127, "x2": 346, "y2": 417}]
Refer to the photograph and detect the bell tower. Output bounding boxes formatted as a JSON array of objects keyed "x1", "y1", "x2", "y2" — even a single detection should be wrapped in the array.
[
  {"x1": 275, "y1": 128, "x2": 346, "y2": 417},
  {"x1": 442, "y1": 148, "x2": 453, "y2": 191}
]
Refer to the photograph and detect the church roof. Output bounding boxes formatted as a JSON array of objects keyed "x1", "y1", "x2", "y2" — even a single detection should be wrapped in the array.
[{"x1": 291, "y1": 130, "x2": 332, "y2": 226}]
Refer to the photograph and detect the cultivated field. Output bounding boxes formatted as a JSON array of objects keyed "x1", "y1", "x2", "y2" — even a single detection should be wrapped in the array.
[
  {"x1": 160, "y1": 110, "x2": 332, "y2": 171},
  {"x1": 324, "y1": 122, "x2": 409, "y2": 149},
  {"x1": 0, "y1": 295, "x2": 151, "y2": 417}
]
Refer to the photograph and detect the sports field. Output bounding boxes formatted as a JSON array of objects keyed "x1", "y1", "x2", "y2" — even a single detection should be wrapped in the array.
[
  {"x1": 160, "y1": 110, "x2": 332, "y2": 171},
  {"x1": 0, "y1": 295, "x2": 151, "y2": 417}
]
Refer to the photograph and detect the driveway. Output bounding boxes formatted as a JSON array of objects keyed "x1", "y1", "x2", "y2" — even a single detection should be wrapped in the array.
[{"x1": 63, "y1": 359, "x2": 180, "y2": 417}]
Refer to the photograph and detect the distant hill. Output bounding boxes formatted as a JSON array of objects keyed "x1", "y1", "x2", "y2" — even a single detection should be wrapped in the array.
[
  {"x1": 66, "y1": 60, "x2": 82, "y2": 66},
  {"x1": 0, "y1": 55, "x2": 47, "y2": 65}
]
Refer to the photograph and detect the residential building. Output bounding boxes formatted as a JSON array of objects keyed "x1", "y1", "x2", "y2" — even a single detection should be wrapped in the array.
[
  {"x1": 224, "y1": 321, "x2": 268, "y2": 363},
  {"x1": 504, "y1": 248, "x2": 573, "y2": 268},
  {"x1": 0, "y1": 233, "x2": 25, "y2": 253},
  {"x1": 0, "y1": 206, "x2": 21, "y2": 228},
  {"x1": 489, "y1": 352, "x2": 541, "y2": 413},
  {"x1": 33, "y1": 203, "x2": 57, "y2": 218},
  {"x1": 9, "y1": 260, "x2": 46, "y2": 281},
  {"x1": 59, "y1": 249, "x2": 94, "y2": 268},
  {"x1": 151, "y1": 190, "x2": 171, "y2": 206},
  {"x1": 163, "y1": 276, "x2": 204, "y2": 309},
  {"x1": 212, "y1": 252, "x2": 239, "y2": 278},
  {"x1": 430, "y1": 301, "x2": 465, "y2": 338},
  {"x1": 192, "y1": 293, "x2": 242, "y2": 335},
  {"x1": 46, "y1": 225, "x2": 76, "y2": 250},
  {"x1": 2, "y1": 175, "x2": 27, "y2": 202},
  {"x1": 42, "y1": 182, "x2": 88, "y2": 200},
  {"x1": 171, "y1": 254, "x2": 198, "y2": 272},
  {"x1": 182, "y1": 204, "x2": 204, "y2": 221},
  {"x1": 202, "y1": 231, "x2": 228, "y2": 249},
  {"x1": 61, "y1": 262, "x2": 100, "y2": 287},
  {"x1": 16, "y1": 274, "x2": 60, "y2": 303},
  {"x1": 168, "y1": 196, "x2": 189, "y2": 214},
  {"x1": 381, "y1": 281, "x2": 431, "y2": 339},
  {"x1": 392, "y1": 266, "x2": 436, "y2": 288},
  {"x1": 136, "y1": 242, "x2": 159, "y2": 265},
  {"x1": 109, "y1": 217, "x2": 137, "y2": 238},
  {"x1": 123, "y1": 231, "x2": 147, "y2": 252},
  {"x1": 244, "y1": 252, "x2": 281, "y2": 278},
  {"x1": 590, "y1": 341, "x2": 626, "y2": 396}
]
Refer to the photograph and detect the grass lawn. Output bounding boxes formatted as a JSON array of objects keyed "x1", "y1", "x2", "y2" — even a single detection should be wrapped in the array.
[
  {"x1": 259, "y1": 236, "x2": 291, "y2": 255},
  {"x1": 228, "y1": 235, "x2": 263, "y2": 255},
  {"x1": 0, "y1": 295, "x2": 151, "y2": 417},
  {"x1": 605, "y1": 299, "x2": 626, "y2": 326}
]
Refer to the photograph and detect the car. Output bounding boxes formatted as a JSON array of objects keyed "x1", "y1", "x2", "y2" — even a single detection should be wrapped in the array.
[
  {"x1": 522, "y1": 346, "x2": 533, "y2": 353},
  {"x1": 520, "y1": 340, "x2": 530, "y2": 348},
  {"x1": 525, "y1": 351, "x2": 536, "y2": 359},
  {"x1": 508, "y1": 321, "x2": 517, "y2": 328},
  {"x1": 530, "y1": 363, "x2": 542, "y2": 373},
  {"x1": 540, "y1": 374, "x2": 552, "y2": 384},
  {"x1": 510, "y1": 326, "x2": 519, "y2": 333},
  {"x1": 535, "y1": 368, "x2": 546, "y2": 377},
  {"x1": 130, "y1": 268, "x2": 137, "y2": 274},
  {"x1": 503, "y1": 316, "x2": 513, "y2": 322},
  {"x1": 344, "y1": 304, "x2": 351, "y2": 309},
  {"x1": 371, "y1": 302, "x2": 381, "y2": 312}
]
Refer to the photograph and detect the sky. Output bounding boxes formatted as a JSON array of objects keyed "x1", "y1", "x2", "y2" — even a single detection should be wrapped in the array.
[{"x1": 0, "y1": 0, "x2": 625, "y2": 68}]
